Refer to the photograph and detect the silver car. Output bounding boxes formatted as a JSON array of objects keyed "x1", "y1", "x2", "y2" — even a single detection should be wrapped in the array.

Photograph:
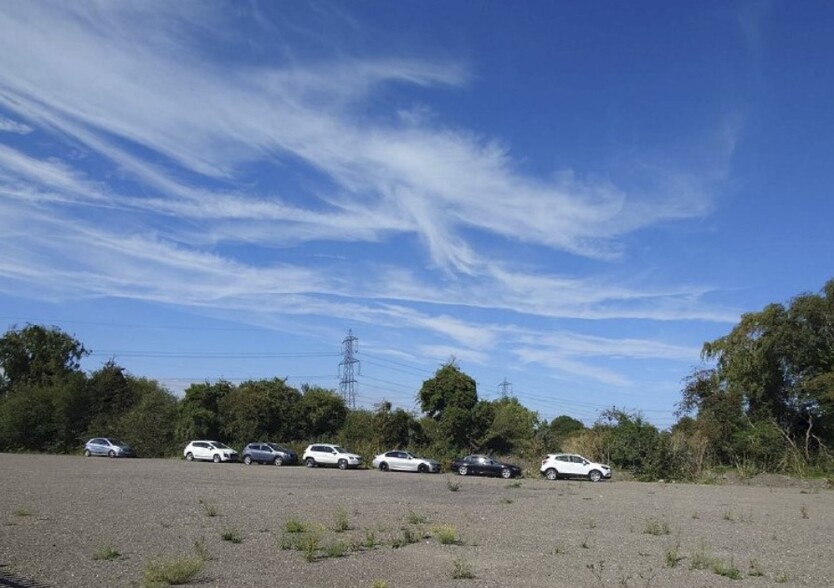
[
  {"x1": 372, "y1": 450, "x2": 440, "y2": 473},
  {"x1": 84, "y1": 437, "x2": 135, "y2": 458}
]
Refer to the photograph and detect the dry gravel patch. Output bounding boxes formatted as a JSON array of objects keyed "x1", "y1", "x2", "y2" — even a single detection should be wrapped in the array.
[{"x1": 1, "y1": 453, "x2": 832, "y2": 587}]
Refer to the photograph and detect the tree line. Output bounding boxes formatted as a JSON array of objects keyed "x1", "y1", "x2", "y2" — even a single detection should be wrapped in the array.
[{"x1": 1, "y1": 279, "x2": 832, "y2": 480}]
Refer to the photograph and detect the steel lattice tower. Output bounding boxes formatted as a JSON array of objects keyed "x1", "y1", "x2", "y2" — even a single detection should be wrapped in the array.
[
  {"x1": 339, "y1": 330, "x2": 360, "y2": 408},
  {"x1": 499, "y1": 377, "x2": 512, "y2": 399}
]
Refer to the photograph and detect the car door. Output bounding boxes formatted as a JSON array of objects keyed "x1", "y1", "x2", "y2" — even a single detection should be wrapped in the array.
[
  {"x1": 555, "y1": 454, "x2": 579, "y2": 476},
  {"x1": 254, "y1": 444, "x2": 269, "y2": 462},
  {"x1": 571, "y1": 455, "x2": 591, "y2": 476},
  {"x1": 195, "y1": 442, "x2": 212, "y2": 460},
  {"x1": 90, "y1": 438, "x2": 106, "y2": 455}
]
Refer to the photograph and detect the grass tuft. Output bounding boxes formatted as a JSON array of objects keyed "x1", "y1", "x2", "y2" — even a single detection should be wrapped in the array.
[
  {"x1": 220, "y1": 528, "x2": 243, "y2": 543},
  {"x1": 643, "y1": 519, "x2": 670, "y2": 535},
  {"x1": 370, "y1": 581, "x2": 388, "y2": 588},
  {"x1": 506, "y1": 480, "x2": 522, "y2": 489},
  {"x1": 13, "y1": 508, "x2": 32, "y2": 517},
  {"x1": 143, "y1": 555, "x2": 204, "y2": 587},
  {"x1": 712, "y1": 557, "x2": 741, "y2": 580},
  {"x1": 93, "y1": 546, "x2": 121, "y2": 561},
  {"x1": 432, "y1": 524, "x2": 459, "y2": 545},
  {"x1": 406, "y1": 510, "x2": 427, "y2": 525},
  {"x1": 325, "y1": 540, "x2": 349, "y2": 558},
  {"x1": 198, "y1": 499, "x2": 218, "y2": 518},
  {"x1": 333, "y1": 507, "x2": 350, "y2": 533},
  {"x1": 363, "y1": 529, "x2": 379, "y2": 549},
  {"x1": 285, "y1": 517, "x2": 306, "y2": 534},
  {"x1": 447, "y1": 479, "x2": 460, "y2": 492},
  {"x1": 451, "y1": 558, "x2": 475, "y2": 579}
]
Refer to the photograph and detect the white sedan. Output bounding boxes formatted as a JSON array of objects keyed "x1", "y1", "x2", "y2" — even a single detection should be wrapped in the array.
[{"x1": 372, "y1": 450, "x2": 441, "y2": 473}]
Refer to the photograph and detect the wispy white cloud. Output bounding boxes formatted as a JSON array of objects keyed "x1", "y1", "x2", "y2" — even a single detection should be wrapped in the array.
[
  {"x1": 0, "y1": 115, "x2": 32, "y2": 134},
  {"x1": 0, "y1": 2, "x2": 738, "y2": 391}
]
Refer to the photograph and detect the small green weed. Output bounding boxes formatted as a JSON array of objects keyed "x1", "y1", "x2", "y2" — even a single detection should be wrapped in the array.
[
  {"x1": 285, "y1": 517, "x2": 306, "y2": 533},
  {"x1": 13, "y1": 508, "x2": 31, "y2": 517},
  {"x1": 406, "y1": 510, "x2": 427, "y2": 525},
  {"x1": 775, "y1": 571, "x2": 789, "y2": 583},
  {"x1": 643, "y1": 519, "x2": 670, "y2": 535},
  {"x1": 220, "y1": 528, "x2": 243, "y2": 544},
  {"x1": 580, "y1": 537, "x2": 591, "y2": 549},
  {"x1": 93, "y1": 546, "x2": 121, "y2": 561},
  {"x1": 334, "y1": 507, "x2": 350, "y2": 532},
  {"x1": 664, "y1": 544, "x2": 681, "y2": 568},
  {"x1": 363, "y1": 529, "x2": 379, "y2": 549},
  {"x1": 748, "y1": 560, "x2": 764, "y2": 577},
  {"x1": 325, "y1": 540, "x2": 349, "y2": 558},
  {"x1": 142, "y1": 555, "x2": 204, "y2": 587},
  {"x1": 432, "y1": 524, "x2": 459, "y2": 545},
  {"x1": 370, "y1": 581, "x2": 388, "y2": 588},
  {"x1": 688, "y1": 541, "x2": 714, "y2": 570},
  {"x1": 506, "y1": 480, "x2": 522, "y2": 489},
  {"x1": 193, "y1": 539, "x2": 210, "y2": 561},
  {"x1": 712, "y1": 557, "x2": 741, "y2": 580},
  {"x1": 500, "y1": 496, "x2": 514, "y2": 504},
  {"x1": 301, "y1": 533, "x2": 321, "y2": 562},
  {"x1": 800, "y1": 505, "x2": 809, "y2": 519},
  {"x1": 451, "y1": 558, "x2": 475, "y2": 579},
  {"x1": 447, "y1": 479, "x2": 460, "y2": 492},
  {"x1": 199, "y1": 499, "x2": 218, "y2": 518}
]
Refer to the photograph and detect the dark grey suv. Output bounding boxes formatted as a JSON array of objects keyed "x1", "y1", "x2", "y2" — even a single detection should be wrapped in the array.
[{"x1": 241, "y1": 442, "x2": 298, "y2": 466}]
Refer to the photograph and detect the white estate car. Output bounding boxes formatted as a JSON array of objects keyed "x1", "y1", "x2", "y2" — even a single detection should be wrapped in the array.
[
  {"x1": 540, "y1": 453, "x2": 612, "y2": 482},
  {"x1": 371, "y1": 450, "x2": 441, "y2": 473},
  {"x1": 302, "y1": 443, "x2": 362, "y2": 469},
  {"x1": 183, "y1": 440, "x2": 239, "y2": 463}
]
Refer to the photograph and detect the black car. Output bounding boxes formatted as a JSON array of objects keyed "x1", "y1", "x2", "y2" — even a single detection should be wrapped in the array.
[
  {"x1": 242, "y1": 442, "x2": 298, "y2": 466},
  {"x1": 451, "y1": 454, "x2": 522, "y2": 479}
]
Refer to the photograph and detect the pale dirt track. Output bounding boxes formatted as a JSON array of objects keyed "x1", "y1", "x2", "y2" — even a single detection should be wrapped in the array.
[{"x1": 1, "y1": 453, "x2": 833, "y2": 588}]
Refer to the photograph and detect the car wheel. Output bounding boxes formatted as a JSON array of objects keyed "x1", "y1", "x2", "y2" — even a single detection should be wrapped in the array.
[
  {"x1": 108, "y1": 450, "x2": 116, "y2": 458},
  {"x1": 213, "y1": 454, "x2": 221, "y2": 463},
  {"x1": 458, "y1": 465, "x2": 468, "y2": 476},
  {"x1": 305, "y1": 457, "x2": 316, "y2": 468},
  {"x1": 588, "y1": 469, "x2": 603, "y2": 482},
  {"x1": 501, "y1": 467, "x2": 512, "y2": 479},
  {"x1": 83, "y1": 449, "x2": 91, "y2": 457},
  {"x1": 185, "y1": 452, "x2": 194, "y2": 461},
  {"x1": 418, "y1": 464, "x2": 428, "y2": 474},
  {"x1": 243, "y1": 455, "x2": 253, "y2": 465},
  {"x1": 379, "y1": 462, "x2": 389, "y2": 472},
  {"x1": 338, "y1": 459, "x2": 348, "y2": 470},
  {"x1": 545, "y1": 468, "x2": 559, "y2": 481},
  {"x1": 273, "y1": 456, "x2": 283, "y2": 466}
]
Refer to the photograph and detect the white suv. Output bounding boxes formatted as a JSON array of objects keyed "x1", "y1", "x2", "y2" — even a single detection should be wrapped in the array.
[
  {"x1": 302, "y1": 444, "x2": 362, "y2": 469},
  {"x1": 183, "y1": 440, "x2": 239, "y2": 463},
  {"x1": 540, "y1": 453, "x2": 611, "y2": 482}
]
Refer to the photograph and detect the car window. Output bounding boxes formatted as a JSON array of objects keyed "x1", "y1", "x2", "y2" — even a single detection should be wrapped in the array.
[
  {"x1": 571, "y1": 456, "x2": 583, "y2": 463},
  {"x1": 91, "y1": 438, "x2": 104, "y2": 445},
  {"x1": 333, "y1": 446, "x2": 348, "y2": 454},
  {"x1": 556, "y1": 455, "x2": 570, "y2": 462}
]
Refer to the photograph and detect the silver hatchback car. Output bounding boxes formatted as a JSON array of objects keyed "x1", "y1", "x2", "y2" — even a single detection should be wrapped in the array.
[{"x1": 84, "y1": 437, "x2": 136, "y2": 458}]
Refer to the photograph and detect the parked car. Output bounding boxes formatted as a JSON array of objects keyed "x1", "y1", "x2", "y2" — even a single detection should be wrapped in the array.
[
  {"x1": 183, "y1": 440, "x2": 238, "y2": 463},
  {"x1": 540, "y1": 453, "x2": 611, "y2": 482},
  {"x1": 83, "y1": 437, "x2": 135, "y2": 458},
  {"x1": 302, "y1": 443, "x2": 362, "y2": 469},
  {"x1": 451, "y1": 454, "x2": 522, "y2": 478},
  {"x1": 242, "y1": 442, "x2": 297, "y2": 466},
  {"x1": 371, "y1": 450, "x2": 441, "y2": 473}
]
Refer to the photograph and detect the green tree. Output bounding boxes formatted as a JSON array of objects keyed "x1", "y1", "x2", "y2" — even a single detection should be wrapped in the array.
[
  {"x1": 219, "y1": 378, "x2": 302, "y2": 443},
  {"x1": 681, "y1": 279, "x2": 834, "y2": 468},
  {"x1": 115, "y1": 378, "x2": 179, "y2": 457},
  {"x1": 298, "y1": 386, "x2": 347, "y2": 439},
  {"x1": 479, "y1": 397, "x2": 539, "y2": 454},
  {"x1": 176, "y1": 380, "x2": 234, "y2": 441},
  {"x1": 0, "y1": 324, "x2": 88, "y2": 394},
  {"x1": 419, "y1": 361, "x2": 479, "y2": 452}
]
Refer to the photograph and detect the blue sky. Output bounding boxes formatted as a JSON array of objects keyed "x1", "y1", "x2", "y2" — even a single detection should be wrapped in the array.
[{"x1": 1, "y1": 1, "x2": 832, "y2": 428}]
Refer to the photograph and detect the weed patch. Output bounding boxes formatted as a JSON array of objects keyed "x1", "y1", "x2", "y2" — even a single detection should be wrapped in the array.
[
  {"x1": 447, "y1": 480, "x2": 460, "y2": 492},
  {"x1": 143, "y1": 555, "x2": 203, "y2": 587},
  {"x1": 198, "y1": 499, "x2": 218, "y2": 518},
  {"x1": 451, "y1": 558, "x2": 474, "y2": 579},
  {"x1": 432, "y1": 524, "x2": 459, "y2": 545},
  {"x1": 406, "y1": 510, "x2": 427, "y2": 525},
  {"x1": 285, "y1": 517, "x2": 306, "y2": 533},
  {"x1": 643, "y1": 519, "x2": 670, "y2": 535},
  {"x1": 93, "y1": 546, "x2": 121, "y2": 561},
  {"x1": 220, "y1": 528, "x2": 243, "y2": 543},
  {"x1": 333, "y1": 507, "x2": 350, "y2": 532}
]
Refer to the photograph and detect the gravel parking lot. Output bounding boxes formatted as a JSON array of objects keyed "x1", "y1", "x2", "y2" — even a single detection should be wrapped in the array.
[{"x1": 1, "y1": 453, "x2": 832, "y2": 587}]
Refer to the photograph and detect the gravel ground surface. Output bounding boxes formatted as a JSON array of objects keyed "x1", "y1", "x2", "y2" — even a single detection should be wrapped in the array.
[{"x1": 1, "y1": 453, "x2": 832, "y2": 588}]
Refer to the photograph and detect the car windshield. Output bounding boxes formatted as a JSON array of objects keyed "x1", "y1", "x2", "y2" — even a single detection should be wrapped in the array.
[
  {"x1": 110, "y1": 439, "x2": 126, "y2": 446},
  {"x1": 213, "y1": 442, "x2": 232, "y2": 449},
  {"x1": 333, "y1": 446, "x2": 348, "y2": 453},
  {"x1": 266, "y1": 443, "x2": 286, "y2": 451},
  {"x1": 402, "y1": 452, "x2": 416, "y2": 459}
]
